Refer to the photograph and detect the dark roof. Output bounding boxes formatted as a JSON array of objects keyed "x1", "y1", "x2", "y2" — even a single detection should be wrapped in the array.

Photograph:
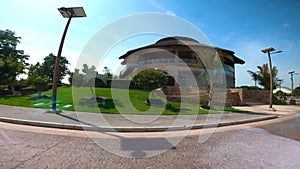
[
  {"x1": 233, "y1": 55, "x2": 245, "y2": 64},
  {"x1": 155, "y1": 36, "x2": 200, "y2": 45},
  {"x1": 119, "y1": 36, "x2": 245, "y2": 64}
]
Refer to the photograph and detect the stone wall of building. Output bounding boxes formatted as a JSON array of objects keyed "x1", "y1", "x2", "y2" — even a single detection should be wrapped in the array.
[
  {"x1": 227, "y1": 88, "x2": 270, "y2": 105},
  {"x1": 226, "y1": 91, "x2": 242, "y2": 106},
  {"x1": 227, "y1": 88, "x2": 244, "y2": 105},
  {"x1": 162, "y1": 87, "x2": 270, "y2": 106},
  {"x1": 243, "y1": 89, "x2": 270, "y2": 104}
]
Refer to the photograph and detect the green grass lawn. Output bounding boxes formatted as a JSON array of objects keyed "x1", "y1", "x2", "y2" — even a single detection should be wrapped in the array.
[{"x1": 0, "y1": 86, "x2": 245, "y2": 115}]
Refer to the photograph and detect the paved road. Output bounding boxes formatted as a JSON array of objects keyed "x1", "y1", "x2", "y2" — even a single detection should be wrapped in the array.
[{"x1": 1, "y1": 114, "x2": 300, "y2": 169}]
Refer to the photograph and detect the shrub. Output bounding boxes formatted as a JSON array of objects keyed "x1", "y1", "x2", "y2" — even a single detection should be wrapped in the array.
[
  {"x1": 273, "y1": 95, "x2": 287, "y2": 105},
  {"x1": 132, "y1": 69, "x2": 168, "y2": 92}
]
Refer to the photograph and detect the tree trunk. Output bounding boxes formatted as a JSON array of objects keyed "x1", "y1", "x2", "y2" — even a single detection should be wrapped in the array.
[
  {"x1": 151, "y1": 91, "x2": 155, "y2": 99},
  {"x1": 10, "y1": 85, "x2": 16, "y2": 96},
  {"x1": 89, "y1": 86, "x2": 95, "y2": 98},
  {"x1": 208, "y1": 84, "x2": 212, "y2": 109},
  {"x1": 38, "y1": 91, "x2": 42, "y2": 98}
]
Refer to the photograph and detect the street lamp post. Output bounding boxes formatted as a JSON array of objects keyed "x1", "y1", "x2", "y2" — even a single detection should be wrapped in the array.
[
  {"x1": 288, "y1": 71, "x2": 299, "y2": 96},
  {"x1": 278, "y1": 79, "x2": 283, "y2": 92},
  {"x1": 51, "y1": 7, "x2": 86, "y2": 113},
  {"x1": 278, "y1": 79, "x2": 283, "y2": 99},
  {"x1": 261, "y1": 47, "x2": 282, "y2": 110}
]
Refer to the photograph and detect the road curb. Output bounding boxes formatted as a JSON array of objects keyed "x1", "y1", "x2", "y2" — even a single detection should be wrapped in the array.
[{"x1": 0, "y1": 115, "x2": 278, "y2": 132}]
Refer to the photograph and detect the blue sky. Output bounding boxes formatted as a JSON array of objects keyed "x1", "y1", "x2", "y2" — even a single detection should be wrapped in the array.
[{"x1": 1, "y1": 0, "x2": 300, "y2": 88}]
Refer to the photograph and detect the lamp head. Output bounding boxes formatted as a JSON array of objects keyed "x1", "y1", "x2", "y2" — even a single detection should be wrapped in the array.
[
  {"x1": 58, "y1": 7, "x2": 86, "y2": 18},
  {"x1": 288, "y1": 71, "x2": 295, "y2": 74},
  {"x1": 261, "y1": 47, "x2": 275, "y2": 53}
]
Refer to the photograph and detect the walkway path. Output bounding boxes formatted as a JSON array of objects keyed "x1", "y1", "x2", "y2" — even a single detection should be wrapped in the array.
[
  {"x1": 1, "y1": 104, "x2": 296, "y2": 132},
  {"x1": 233, "y1": 104, "x2": 300, "y2": 116}
]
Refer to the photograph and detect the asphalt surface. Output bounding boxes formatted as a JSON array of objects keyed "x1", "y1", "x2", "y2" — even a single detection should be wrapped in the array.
[
  {"x1": 258, "y1": 114, "x2": 300, "y2": 141},
  {"x1": 0, "y1": 113, "x2": 300, "y2": 168}
]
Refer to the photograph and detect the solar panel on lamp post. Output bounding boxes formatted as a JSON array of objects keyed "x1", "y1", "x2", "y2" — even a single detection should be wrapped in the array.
[
  {"x1": 261, "y1": 47, "x2": 282, "y2": 111},
  {"x1": 50, "y1": 7, "x2": 86, "y2": 113}
]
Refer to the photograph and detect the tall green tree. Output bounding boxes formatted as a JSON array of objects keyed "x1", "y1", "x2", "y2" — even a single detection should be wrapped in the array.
[
  {"x1": 81, "y1": 64, "x2": 110, "y2": 97},
  {"x1": 102, "y1": 66, "x2": 113, "y2": 80},
  {"x1": 27, "y1": 62, "x2": 49, "y2": 97},
  {"x1": 68, "y1": 69, "x2": 85, "y2": 87},
  {"x1": 69, "y1": 65, "x2": 108, "y2": 89},
  {"x1": 0, "y1": 29, "x2": 29, "y2": 94},
  {"x1": 40, "y1": 53, "x2": 70, "y2": 83},
  {"x1": 69, "y1": 68, "x2": 94, "y2": 88},
  {"x1": 294, "y1": 86, "x2": 300, "y2": 96}
]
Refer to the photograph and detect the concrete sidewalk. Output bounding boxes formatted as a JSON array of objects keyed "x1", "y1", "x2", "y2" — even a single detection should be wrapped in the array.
[
  {"x1": 233, "y1": 104, "x2": 300, "y2": 116},
  {"x1": 0, "y1": 104, "x2": 298, "y2": 132}
]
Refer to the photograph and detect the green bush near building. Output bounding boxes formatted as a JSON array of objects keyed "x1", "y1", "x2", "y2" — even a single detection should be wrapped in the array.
[{"x1": 273, "y1": 96, "x2": 287, "y2": 105}]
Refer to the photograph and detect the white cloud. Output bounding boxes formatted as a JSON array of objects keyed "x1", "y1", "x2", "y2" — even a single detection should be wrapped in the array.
[
  {"x1": 148, "y1": 0, "x2": 164, "y2": 11},
  {"x1": 282, "y1": 23, "x2": 290, "y2": 27},
  {"x1": 148, "y1": 0, "x2": 176, "y2": 16},
  {"x1": 166, "y1": 10, "x2": 176, "y2": 16}
]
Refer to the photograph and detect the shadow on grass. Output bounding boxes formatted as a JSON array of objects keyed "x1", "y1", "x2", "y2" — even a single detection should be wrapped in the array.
[
  {"x1": 0, "y1": 95, "x2": 12, "y2": 99},
  {"x1": 165, "y1": 103, "x2": 181, "y2": 112},
  {"x1": 0, "y1": 95, "x2": 27, "y2": 99},
  {"x1": 78, "y1": 98, "x2": 120, "y2": 110},
  {"x1": 29, "y1": 95, "x2": 51, "y2": 100}
]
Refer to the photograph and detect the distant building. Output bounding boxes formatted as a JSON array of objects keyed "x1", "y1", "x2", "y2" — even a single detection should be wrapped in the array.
[
  {"x1": 273, "y1": 87, "x2": 292, "y2": 94},
  {"x1": 119, "y1": 36, "x2": 245, "y2": 89}
]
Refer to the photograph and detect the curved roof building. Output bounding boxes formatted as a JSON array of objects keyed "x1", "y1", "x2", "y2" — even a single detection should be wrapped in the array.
[{"x1": 119, "y1": 36, "x2": 245, "y2": 88}]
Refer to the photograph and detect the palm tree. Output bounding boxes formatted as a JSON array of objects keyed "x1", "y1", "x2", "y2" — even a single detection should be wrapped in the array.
[
  {"x1": 247, "y1": 70, "x2": 259, "y2": 87},
  {"x1": 256, "y1": 63, "x2": 279, "y2": 90}
]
